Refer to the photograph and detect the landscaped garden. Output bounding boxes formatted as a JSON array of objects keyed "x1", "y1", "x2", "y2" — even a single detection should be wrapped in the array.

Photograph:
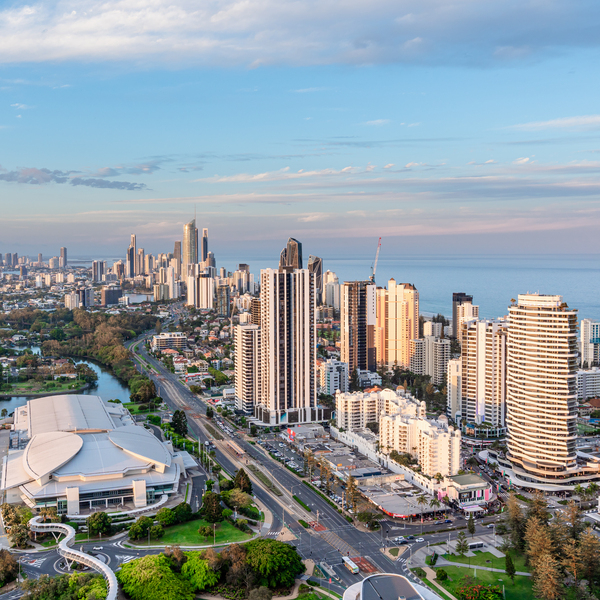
[{"x1": 142, "y1": 518, "x2": 251, "y2": 546}]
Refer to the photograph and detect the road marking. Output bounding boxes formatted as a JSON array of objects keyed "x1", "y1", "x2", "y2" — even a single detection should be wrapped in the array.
[{"x1": 115, "y1": 554, "x2": 136, "y2": 564}]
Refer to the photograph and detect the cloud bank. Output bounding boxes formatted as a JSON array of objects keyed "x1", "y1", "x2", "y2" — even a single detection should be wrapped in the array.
[{"x1": 0, "y1": 0, "x2": 598, "y2": 67}]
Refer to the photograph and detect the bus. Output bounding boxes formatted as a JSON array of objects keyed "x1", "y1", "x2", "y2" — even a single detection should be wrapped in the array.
[{"x1": 342, "y1": 557, "x2": 359, "y2": 574}]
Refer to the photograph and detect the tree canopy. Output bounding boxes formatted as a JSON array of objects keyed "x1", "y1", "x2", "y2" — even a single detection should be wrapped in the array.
[{"x1": 244, "y1": 539, "x2": 305, "y2": 588}]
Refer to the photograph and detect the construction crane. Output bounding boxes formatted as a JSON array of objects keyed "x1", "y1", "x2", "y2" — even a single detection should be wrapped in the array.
[{"x1": 369, "y1": 237, "x2": 382, "y2": 283}]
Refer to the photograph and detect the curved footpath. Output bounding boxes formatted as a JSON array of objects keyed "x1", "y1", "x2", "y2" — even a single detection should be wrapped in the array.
[{"x1": 29, "y1": 517, "x2": 118, "y2": 600}]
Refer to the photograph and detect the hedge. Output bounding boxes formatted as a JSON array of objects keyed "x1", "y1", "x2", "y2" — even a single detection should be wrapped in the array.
[{"x1": 292, "y1": 496, "x2": 311, "y2": 512}]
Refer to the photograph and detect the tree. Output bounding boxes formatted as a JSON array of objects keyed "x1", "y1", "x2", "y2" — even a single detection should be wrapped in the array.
[
  {"x1": 229, "y1": 489, "x2": 252, "y2": 513},
  {"x1": 233, "y1": 468, "x2": 253, "y2": 494},
  {"x1": 173, "y1": 502, "x2": 193, "y2": 524},
  {"x1": 416, "y1": 494, "x2": 428, "y2": 532},
  {"x1": 164, "y1": 545, "x2": 187, "y2": 571},
  {"x1": 128, "y1": 516, "x2": 154, "y2": 540},
  {"x1": 201, "y1": 492, "x2": 223, "y2": 523},
  {"x1": 199, "y1": 525, "x2": 213, "y2": 541},
  {"x1": 455, "y1": 531, "x2": 469, "y2": 557},
  {"x1": 564, "y1": 500, "x2": 585, "y2": 539},
  {"x1": 0, "y1": 409, "x2": 7, "y2": 418},
  {"x1": 150, "y1": 524, "x2": 164, "y2": 539},
  {"x1": 467, "y1": 513, "x2": 476, "y2": 538},
  {"x1": 181, "y1": 552, "x2": 220, "y2": 592},
  {"x1": 171, "y1": 410, "x2": 188, "y2": 436},
  {"x1": 562, "y1": 539, "x2": 582, "y2": 583},
  {"x1": 155, "y1": 320, "x2": 162, "y2": 334},
  {"x1": 244, "y1": 539, "x2": 305, "y2": 588},
  {"x1": 206, "y1": 407, "x2": 214, "y2": 419},
  {"x1": 117, "y1": 554, "x2": 194, "y2": 600},
  {"x1": 533, "y1": 553, "x2": 564, "y2": 600},
  {"x1": 524, "y1": 516, "x2": 553, "y2": 574},
  {"x1": 346, "y1": 475, "x2": 359, "y2": 514},
  {"x1": 505, "y1": 493, "x2": 525, "y2": 551},
  {"x1": 9, "y1": 523, "x2": 30, "y2": 549},
  {"x1": 86, "y1": 511, "x2": 112, "y2": 537},
  {"x1": 0, "y1": 549, "x2": 18, "y2": 586},
  {"x1": 350, "y1": 368, "x2": 360, "y2": 392},
  {"x1": 156, "y1": 507, "x2": 176, "y2": 528},
  {"x1": 505, "y1": 553, "x2": 516, "y2": 583},
  {"x1": 527, "y1": 491, "x2": 551, "y2": 525},
  {"x1": 578, "y1": 527, "x2": 600, "y2": 582}
]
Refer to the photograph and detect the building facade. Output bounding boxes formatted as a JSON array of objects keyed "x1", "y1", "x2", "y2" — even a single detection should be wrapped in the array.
[
  {"x1": 234, "y1": 324, "x2": 261, "y2": 414},
  {"x1": 341, "y1": 281, "x2": 376, "y2": 374},
  {"x1": 506, "y1": 294, "x2": 579, "y2": 483},
  {"x1": 409, "y1": 336, "x2": 450, "y2": 386},
  {"x1": 318, "y1": 359, "x2": 349, "y2": 395},
  {"x1": 581, "y1": 319, "x2": 600, "y2": 367}
]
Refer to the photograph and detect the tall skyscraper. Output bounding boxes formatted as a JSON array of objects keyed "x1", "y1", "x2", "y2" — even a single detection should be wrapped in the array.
[
  {"x1": 201, "y1": 228, "x2": 209, "y2": 263},
  {"x1": 506, "y1": 294, "x2": 578, "y2": 484},
  {"x1": 307, "y1": 255, "x2": 323, "y2": 304},
  {"x1": 37, "y1": 253, "x2": 43, "y2": 265},
  {"x1": 92, "y1": 260, "x2": 106, "y2": 283},
  {"x1": 456, "y1": 301, "x2": 479, "y2": 343},
  {"x1": 447, "y1": 318, "x2": 508, "y2": 427},
  {"x1": 216, "y1": 285, "x2": 230, "y2": 318},
  {"x1": 341, "y1": 281, "x2": 377, "y2": 374},
  {"x1": 137, "y1": 248, "x2": 145, "y2": 275},
  {"x1": 278, "y1": 237, "x2": 303, "y2": 271},
  {"x1": 375, "y1": 279, "x2": 419, "y2": 369},
  {"x1": 254, "y1": 268, "x2": 316, "y2": 425},
  {"x1": 126, "y1": 242, "x2": 135, "y2": 279},
  {"x1": 59, "y1": 247, "x2": 68, "y2": 269},
  {"x1": 452, "y1": 292, "x2": 473, "y2": 339},
  {"x1": 581, "y1": 319, "x2": 600, "y2": 367},
  {"x1": 234, "y1": 324, "x2": 261, "y2": 414},
  {"x1": 174, "y1": 241, "x2": 182, "y2": 274},
  {"x1": 182, "y1": 219, "x2": 197, "y2": 275}
]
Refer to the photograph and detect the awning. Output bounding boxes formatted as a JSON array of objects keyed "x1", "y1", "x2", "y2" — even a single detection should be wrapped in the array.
[{"x1": 462, "y1": 505, "x2": 484, "y2": 513}]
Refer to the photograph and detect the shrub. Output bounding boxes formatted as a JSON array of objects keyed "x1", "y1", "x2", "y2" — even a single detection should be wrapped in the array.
[
  {"x1": 436, "y1": 568, "x2": 448, "y2": 581},
  {"x1": 298, "y1": 520, "x2": 309, "y2": 528}
]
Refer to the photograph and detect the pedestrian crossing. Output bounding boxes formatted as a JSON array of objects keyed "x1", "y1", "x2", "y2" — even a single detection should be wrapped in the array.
[
  {"x1": 115, "y1": 554, "x2": 137, "y2": 564},
  {"x1": 265, "y1": 530, "x2": 280, "y2": 537},
  {"x1": 22, "y1": 557, "x2": 47, "y2": 568}
]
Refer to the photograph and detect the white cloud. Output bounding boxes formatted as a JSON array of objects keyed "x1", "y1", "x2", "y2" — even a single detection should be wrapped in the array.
[
  {"x1": 0, "y1": 0, "x2": 595, "y2": 67},
  {"x1": 294, "y1": 87, "x2": 327, "y2": 93},
  {"x1": 405, "y1": 162, "x2": 425, "y2": 168},
  {"x1": 365, "y1": 119, "x2": 390, "y2": 126},
  {"x1": 10, "y1": 103, "x2": 33, "y2": 109},
  {"x1": 513, "y1": 157, "x2": 530, "y2": 165},
  {"x1": 510, "y1": 115, "x2": 600, "y2": 131},
  {"x1": 197, "y1": 165, "x2": 364, "y2": 183},
  {"x1": 383, "y1": 163, "x2": 395, "y2": 169}
]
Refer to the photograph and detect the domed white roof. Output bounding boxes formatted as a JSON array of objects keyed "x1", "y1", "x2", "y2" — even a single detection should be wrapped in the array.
[
  {"x1": 108, "y1": 425, "x2": 171, "y2": 468},
  {"x1": 23, "y1": 431, "x2": 84, "y2": 480}
]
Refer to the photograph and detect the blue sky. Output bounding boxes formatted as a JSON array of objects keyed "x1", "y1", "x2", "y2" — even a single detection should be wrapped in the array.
[{"x1": 1, "y1": 0, "x2": 600, "y2": 260}]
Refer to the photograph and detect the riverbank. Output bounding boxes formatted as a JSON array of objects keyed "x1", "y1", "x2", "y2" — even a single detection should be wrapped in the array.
[{"x1": 0, "y1": 383, "x2": 90, "y2": 398}]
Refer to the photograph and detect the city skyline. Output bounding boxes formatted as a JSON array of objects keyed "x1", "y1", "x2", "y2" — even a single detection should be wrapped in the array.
[{"x1": 1, "y1": 2, "x2": 600, "y2": 255}]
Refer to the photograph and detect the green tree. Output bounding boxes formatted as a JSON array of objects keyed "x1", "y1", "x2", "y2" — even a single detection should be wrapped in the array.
[
  {"x1": 201, "y1": 492, "x2": 223, "y2": 523},
  {"x1": 233, "y1": 468, "x2": 253, "y2": 494},
  {"x1": 150, "y1": 524, "x2": 164, "y2": 539},
  {"x1": 171, "y1": 410, "x2": 188, "y2": 436},
  {"x1": 505, "y1": 553, "x2": 516, "y2": 583},
  {"x1": 244, "y1": 539, "x2": 305, "y2": 588},
  {"x1": 173, "y1": 501, "x2": 193, "y2": 523},
  {"x1": 206, "y1": 407, "x2": 214, "y2": 419},
  {"x1": 181, "y1": 552, "x2": 220, "y2": 591},
  {"x1": 128, "y1": 516, "x2": 154, "y2": 540},
  {"x1": 198, "y1": 525, "x2": 213, "y2": 541},
  {"x1": 455, "y1": 531, "x2": 469, "y2": 557},
  {"x1": 229, "y1": 489, "x2": 252, "y2": 513},
  {"x1": 117, "y1": 554, "x2": 194, "y2": 600},
  {"x1": 49, "y1": 327, "x2": 66, "y2": 341},
  {"x1": 350, "y1": 368, "x2": 360, "y2": 391},
  {"x1": 467, "y1": 513, "x2": 476, "y2": 538},
  {"x1": 249, "y1": 586, "x2": 273, "y2": 600},
  {"x1": 9, "y1": 523, "x2": 29, "y2": 549},
  {"x1": 156, "y1": 508, "x2": 176, "y2": 527},
  {"x1": 86, "y1": 511, "x2": 112, "y2": 537}
]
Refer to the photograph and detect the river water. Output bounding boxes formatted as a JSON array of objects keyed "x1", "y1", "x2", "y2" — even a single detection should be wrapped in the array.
[{"x1": 0, "y1": 346, "x2": 130, "y2": 415}]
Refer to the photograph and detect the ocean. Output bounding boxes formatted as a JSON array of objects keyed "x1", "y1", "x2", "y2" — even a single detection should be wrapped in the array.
[{"x1": 71, "y1": 253, "x2": 600, "y2": 322}]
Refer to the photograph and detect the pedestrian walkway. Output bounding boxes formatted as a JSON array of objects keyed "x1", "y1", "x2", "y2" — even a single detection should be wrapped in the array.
[
  {"x1": 435, "y1": 558, "x2": 531, "y2": 577},
  {"x1": 318, "y1": 530, "x2": 356, "y2": 556},
  {"x1": 423, "y1": 566, "x2": 458, "y2": 600}
]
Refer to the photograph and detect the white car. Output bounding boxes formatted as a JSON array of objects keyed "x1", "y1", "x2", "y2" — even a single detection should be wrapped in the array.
[
  {"x1": 92, "y1": 546, "x2": 103, "y2": 551},
  {"x1": 415, "y1": 538, "x2": 424, "y2": 543}
]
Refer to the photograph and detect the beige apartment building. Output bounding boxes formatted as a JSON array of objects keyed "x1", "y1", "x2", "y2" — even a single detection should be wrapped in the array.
[
  {"x1": 375, "y1": 279, "x2": 419, "y2": 369},
  {"x1": 234, "y1": 324, "x2": 261, "y2": 414}
]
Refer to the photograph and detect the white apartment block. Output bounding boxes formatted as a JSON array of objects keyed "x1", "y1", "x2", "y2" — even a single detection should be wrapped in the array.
[
  {"x1": 151, "y1": 332, "x2": 187, "y2": 352},
  {"x1": 64, "y1": 292, "x2": 79, "y2": 309},
  {"x1": 456, "y1": 302, "x2": 479, "y2": 343},
  {"x1": 577, "y1": 368, "x2": 600, "y2": 400},
  {"x1": 318, "y1": 359, "x2": 349, "y2": 395},
  {"x1": 450, "y1": 318, "x2": 508, "y2": 426},
  {"x1": 507, "y1": 294, "x2": 579, "y2": 483},
  {"x1": 234, "y1": 324, "x2": 261, "y2": 414},
  {"x1": 581, "y1": 319, "x2": 600, "y2": 367},
  {"x1": 409, "y1": 336, "x2": 450, "y2": 386},
  {"x1": 375, "y1": 279, "x2": 419, "y2": 369}
]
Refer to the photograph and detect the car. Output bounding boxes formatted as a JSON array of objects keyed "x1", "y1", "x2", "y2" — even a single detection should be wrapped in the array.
[
  {"x1": 486, "y1": 524, "x2": 494, "y2": 528},
  {"x1": 415, "y1": 538, "x2": 424, "y2": 543},
  {"x1": 394, "y1": 536, "x2": 405, "y2": 542},
  {"x1": 406, "y1": 535, "x2": 415, "y2": 540},
  {"x1": 279, "y1": 443, "x2": 285, "y2": 448},
  {"x1": 444, "y1": 519, "x2": 452, "y2": 523},
  {"x1": 93, "y1": 546, "x2": 103, "y2": 551}
]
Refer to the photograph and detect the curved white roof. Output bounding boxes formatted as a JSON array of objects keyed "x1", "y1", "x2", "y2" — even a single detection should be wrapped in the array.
[
  {"x1": 108, "y1": 426, "x2": 171, "y2": 468},
  {"x1": 23, "y1": 431, "x2": 83, "y2": 480}
]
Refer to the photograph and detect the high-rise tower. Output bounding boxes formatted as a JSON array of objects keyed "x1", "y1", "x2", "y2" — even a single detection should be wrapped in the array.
[
  {"x1": 182, "y1": 219, "x2": 197, "y2": 275},
  {"x1": 307, "y1": 255, "x2": 323, "y2": 304},
  {"x1": 506, "y1": 294, "x2": 578, "y2": 483},
  {"x1": 59, "y1": 247, "x2": 68, "y2": 269},
  {"x1": 279, "y1": 237, "x2": 303, "y2": 271},
  {"x1": 201, "y1": 228, "x2": 209, "y2": 263}
]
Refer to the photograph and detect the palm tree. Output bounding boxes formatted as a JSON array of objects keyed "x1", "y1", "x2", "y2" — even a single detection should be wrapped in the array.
[
  {"x1": 588, "y1": 482, "x2": 599, "y2": 500},
  {"x1": 430, "y1": 497, "x2": 441, "y2": 519},
  {"x1": 574, "y1": 484, "x2": 585, "y2": 507},
  {"x1": 416, "y1": 494, "x2": 428, "y2": 533}
]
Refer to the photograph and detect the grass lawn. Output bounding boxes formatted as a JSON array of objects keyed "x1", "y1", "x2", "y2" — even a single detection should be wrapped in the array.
[
  {"x1": 435, "y1": 565, "x2": 534, "y2": 600},
  {"x1": 134, "y1": 519, "x2": 252, "y2": 546},
  {"x1": 414, "y1": 575, "x2": 453, "y2": 600},
  {"x1": 123, "y1": 402, "x2": 156, "y2": 415},
  {"x1": 389, "y1": 547, "x2": 399, "y2": 557},
  {"x1": 443, "y1": 550, "x2": 528, "y2": 573}
]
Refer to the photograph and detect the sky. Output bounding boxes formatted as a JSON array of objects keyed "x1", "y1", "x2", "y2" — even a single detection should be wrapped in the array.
[{"x1": 1, "y1": 0, "x2": 600, "y2": 261}]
